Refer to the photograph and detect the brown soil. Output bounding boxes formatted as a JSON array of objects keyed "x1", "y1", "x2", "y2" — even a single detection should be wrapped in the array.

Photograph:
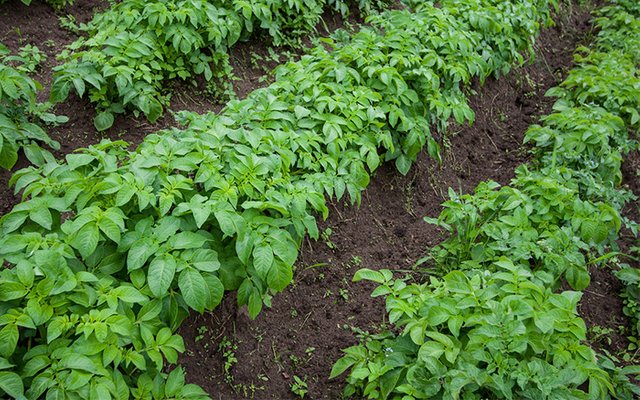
[{"x1": 0, "y1": 1, "x2": 635, "y2": 398}]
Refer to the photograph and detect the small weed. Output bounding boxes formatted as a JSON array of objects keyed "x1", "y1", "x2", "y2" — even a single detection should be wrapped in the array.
[
  {"x1": 59, "y1": 14, "x2": 80, "y2": 33},
  {"x1": 195, "y1": 325, "x2": 208, "y2": 342},
  {"x1": 218, "y1": 336, "x2": 238, "y2": 383},
  {"x1": 322, "y1": 228, "x2": 337, "y2": 250},
  {"x1": 589, "y1": 325, "x2": 614, "y2": 346},
  {"x1": 289, "y1": 354, "x2": 302, "y2": 369},
  {"x1": 351, "y1": 255, "x2": 362, "y2": 266},
  {"x1": 290, "y1": 375, "x2": 308, "y2": 398},
  {"x1": 305, "y1": 347, "x2": 316, "y2": 363},
  {"x1": 233, "y1": 382, "x2": 265, "y2": 399}
]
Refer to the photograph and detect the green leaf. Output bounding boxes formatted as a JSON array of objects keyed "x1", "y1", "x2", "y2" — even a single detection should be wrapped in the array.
[
  {"x1": 616, "y1": 267, "x2": 640, "y2": 284},
  {"x1": 534, "y1": 311, "x2": 556, "y2": 333},
  {"x1": 247, "y1": 290, "x2": 262, "y2": 320},
  {"x1": 178, "y1": 269, "x2": 207, "y2": 313},
  {"x1": 99, "y1": 217, "x2": 121, "y2": 243},
  {"x1": 253, "y1": 243, "x2": 274, "y2": 280},
  {"x1": 0, "y1": 325, "x2": 18, "y2": 358},
  {"x1": 0, "y1": 282, "x2": 29, "y2": 301},
  {"x1": 190, "y1": 249, "x2": 220, "y2": 272},
  {"x1": 137, "y1": 299, "x2": 163, "y2": 322},
  {"x1": 148, "y1": 255, "x2": 177, "y2": 297},
  {"x1": 191, "y1": 203, "x2": 211, "y2": 229},
  {"x1": 380, "y1": 368, "x2": 402, "y2": 399},
  {"x1": 237, "y1": 279, "x2": 252, "y2": 306},
  {"x1": 112, "y1": 286, "x2": 148, "y2": 304},
  {"x1": 203, "y1": 274, "x2": 224, "y2": 309},
  {"x1": 0, "y1": 140, "x2": 18, "y2": 170},
  {"x1": 0, "y1": 358, "x2": 14, "y2": 370},
  {"x1": 168, "y1": 232, "x2": 208, "y2": 250},
  {"x1": 565, "y1": 266, "x2": 590, "y2": 291},
  {"x1": 329, "y1": 356, "x2": 356, "y2": 379},
  {"x1": 60, "y1": 354, "x2": 99, "y2": 374},
  {"x1": 47, "y1": 317, "x2": 67, "y2": 343},
  {"x1": 165, "y1": 367, "x2": 185, "y2": 397},
  {"x1": 427, "y1": 306, "x2": 450, "y2": 326},
  {"x1": 353, "y1": 268, "x2": 386, "y2": 284},
  {"x1": 127, "y1": 238, "x2": 158, "y2": 271},
  {"x1": 72, "y1": 78, "x2": 86, "y2": 98},
  {"x1": 294, "y1": 105, "x2": 311, "y2": 119},
  {"x1": 70, "y1": 222, "x2": 100, "y2": 258},
  {"x1": 395, "y1": 155, "x2": 412, "y2": 176},
  {"x1": 94, "y1": 111, "x2": 114, "y2": 131},
  {"x1": 215, "y1": 210, "x2": 243, "y2": 237},
  {"x1": 50, "y1": 79, "x2": 71, "y2": 102},
  {"x1": 266, "y1": 261, "x2": 292, "y2": 292},
  {"x1": 0, "y1": 371, "x2": 23, "y2": 398},
  {"x1": 29, "y1": 206, "x2": 52, "y2": 230}
]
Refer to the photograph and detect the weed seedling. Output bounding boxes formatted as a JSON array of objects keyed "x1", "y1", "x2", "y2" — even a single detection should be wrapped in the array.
[
  {"x1": 589, "y1": 325, "x2": 614, "y2": 346},
  {"x1": 289, "y1": 354, "x2": 302, "y2": 369},
  {"x1": 195, "y1": 325, "x2": 208, "y2": 342},
  {"x1": 322, "y1": 228, "x2": 337, "y2": 249},
  {"x1": 290, "y1": 375, "x2": 308, "y2": 398},
  {"x1": 218, "y1": 336, "x2": 238, "y2": 383},
  {"x1": 305, "y1": 347, "x2": 316, "y2": 362}
]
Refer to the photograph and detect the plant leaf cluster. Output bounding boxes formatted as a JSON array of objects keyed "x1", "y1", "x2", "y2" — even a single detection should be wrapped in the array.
[
  {"x1": 332, "y1": 1, "x2": 640, "y2": 398},
  {"x1": 0, "y1": 0, "x2": 72, "y2": 10},
  {"x1": 0, "y1": 44, "x2": 65, "y2": 171},
  {"x1": 50, "y1": 0, "x2": 388, "y2": 131},
  {"x1": 0, "y1": 0, "x2": 560, "y2": 398}
]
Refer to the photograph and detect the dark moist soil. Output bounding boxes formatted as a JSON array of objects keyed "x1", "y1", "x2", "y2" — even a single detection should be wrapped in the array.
[{"x1": 174, "y1": 5, "x2": 625, "y2": 400}]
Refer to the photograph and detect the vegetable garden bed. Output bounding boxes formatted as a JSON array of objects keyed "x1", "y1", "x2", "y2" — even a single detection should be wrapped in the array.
[
  {"x1": 177, "y1": 3, "x2": 639, "y2": 398},
  {"x1": 0, "y1": 0, "x2": 638, "y2": 399}
]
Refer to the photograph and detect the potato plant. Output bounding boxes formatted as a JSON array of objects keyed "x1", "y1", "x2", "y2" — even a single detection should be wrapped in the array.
[
  {"x1": 50, "y1": 0, "x2": 388, "y2": 131},
  {"x1": 1, "y1": 0, "x2": 560, "y2": 398},
  {"x1": 0, "y1": 0, "x2": 72, "y2": 10},
  {"x1": 332, "y1": 1, "x2": 640, "y2": 398},
  {"x1": 0, "y1": 44, "x2": 65, "y2": 171}
]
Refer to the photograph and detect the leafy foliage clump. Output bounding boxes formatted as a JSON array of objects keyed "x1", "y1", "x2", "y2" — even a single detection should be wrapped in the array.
[
  {"x1": 0, "y1": 0, "x2": 561, "y2": 398},
  {"x1": 50, "y1": 0, "x2": 389, "y2": 130},
  {"x1": 334, "y1": 264, "x2": 616, "y2": 399},
  {"x1": 332, "y1": 1, "x2": 640, "y2": 399},
  {"x1": 617, "y1": 265, "x2": 640, "y2": 336},
  {"x1": 0, "y1": 0, "x2": 72, "y2": 10},
  {"x1": 0, "y1": 44, "x2": 65, "y2": 171}
]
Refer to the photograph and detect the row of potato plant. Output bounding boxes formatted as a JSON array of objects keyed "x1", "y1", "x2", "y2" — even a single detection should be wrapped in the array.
[
  {"x1": 0, "y1": 43, "x2": 66, "y2": 171},
  {"x1": 594, "y1": 0, "x2": 640, "y2": 344},
  {"x1": 0, "y1": 0, "x2": 71, "y2": 10},
  {"x1": 0, "y1": 0, "x2": 560, "y2": 398},
  {"x1": 331, "y1": 1, "x2": 640, "y2": 398},
  {"x1": 50, "y1": 0, "x2": 388, "y2": 131}
]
